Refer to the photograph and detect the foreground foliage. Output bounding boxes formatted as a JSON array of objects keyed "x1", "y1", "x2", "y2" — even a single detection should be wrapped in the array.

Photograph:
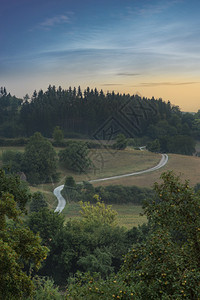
[
  {"x1": 0, "y1": 169, "x2": 48, "y2": 299},
  {"x1": 27, "y1": 276, "x2": 65, "y2": 300},
  {"x1": 66, "y1": 172, "x2": 200, "y2": 299},
  {"x1": 27, "y1": 200, "x2": 141, "y2": 286}
]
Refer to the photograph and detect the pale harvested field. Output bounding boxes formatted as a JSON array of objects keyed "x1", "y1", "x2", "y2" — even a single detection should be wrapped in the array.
[
  {"x1": 57, "y1": 149, "x2": 160, "y2": 185},
  {"x1": 92, "y1": 153, "x2": 200, "y2": 188}
]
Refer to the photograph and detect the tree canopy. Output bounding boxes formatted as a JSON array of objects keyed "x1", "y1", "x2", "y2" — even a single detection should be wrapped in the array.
[
  {"x1": 23, "y1": 132, "x2": 58, "y2": 184},
  {"x1": 52, "y1": 126, "x2": 64, "y2": 146},
  {"x1": 0, "y1": 86, "x2": 199, "y2": 156},
  {"x1": 27, "y1": 200, "x2": 131, "y2": 285},
  {"x1": 29, "y1": 191, "x2": 48, "y2": 213},
  {"x1": 0, "y1": 169, "x2": 48, "y2": 299},
  {"x1": 66, "y1": 171, "x2": 200, "y2": 299},
  {"x1": 112, "y1": 134, "x2": 128, "y2": 150},
  {"x1": 59, "y1": 141, "x2": 92, "y2": 173}
]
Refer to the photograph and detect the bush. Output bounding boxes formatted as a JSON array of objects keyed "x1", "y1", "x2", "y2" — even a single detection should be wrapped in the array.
[
  {"x1": 147, "y1": 139, "x2": 160, "y2": 153},
  {"x1": 62, "y1": 179, "x2": 154, "y2": 205},
  {"x1": 28, "y1": 276, "x2": 64, "y2": 300},
  {"x1": 86, "y1": 141, "x2": 104, "y2": 149},
  {"x1": 2, "y1": 150, "x2": 24, "y2": 173},
  {"x1": 30, "y1": 192, "x2": 48, "y2": 213},
  {"x1": 112, "y1": 134, "x2": 127, "y2": 150},
  {"x1": 59, "y1": 141, "x2": 92, "y2": 173},
  {"x1": 127, "y1": 138, "x2": 136, "y2": 147},
  {"x1": 0, "y1": 138, "x2": 28, "y2": 146}
]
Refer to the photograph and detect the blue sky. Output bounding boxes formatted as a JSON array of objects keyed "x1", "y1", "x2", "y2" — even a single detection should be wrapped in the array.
[{"x1": 1, "y1": 0, "x2": 200, "y2": 111}]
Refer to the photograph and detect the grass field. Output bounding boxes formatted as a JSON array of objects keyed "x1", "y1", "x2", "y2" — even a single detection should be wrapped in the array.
[
  {"x1": 56, "y1": 148, "x2": 160, "y2": 185},
  {"x1": 93, "y1": 153, "x2": 200, "y2": 188}
]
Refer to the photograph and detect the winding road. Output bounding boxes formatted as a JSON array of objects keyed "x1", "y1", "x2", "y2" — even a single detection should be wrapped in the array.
[{"x1": 54, "y1": 153, "x2": 168, "y2": 213}]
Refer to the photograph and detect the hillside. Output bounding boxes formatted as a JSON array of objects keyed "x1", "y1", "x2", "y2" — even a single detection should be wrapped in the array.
[
  {"x1": 91, "y1": 153, "x2": 200, "y2": 188},
  {"x1": 57, "y1": 148, "x2": 161, "y2": 185},
  {"x1": 1, "y1": 145, "x2": 200, "y2": 189}
]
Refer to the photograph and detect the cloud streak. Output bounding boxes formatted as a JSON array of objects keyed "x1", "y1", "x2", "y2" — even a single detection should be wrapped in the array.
[
  {"x1": 126, "y1": 0, "x2": 183, "y2": 17},
  {"x1": 101, "y1": 83, "x2": 124, "y2": 86},
  {"x1": 133, "y1": 82, "x2": 200, "y2": 87},
  {"x1": 117, "y1": 72, "x2": 141, "y2": 77},
  {"x1": 39, "y1": 14, "x2": 71, "y2": 29}
]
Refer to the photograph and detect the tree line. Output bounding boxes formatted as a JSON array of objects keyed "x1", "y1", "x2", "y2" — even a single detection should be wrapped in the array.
[
  {"x1": 1, "y1": 85, "x2": 200, "y2": 155},
  {"x1": 1, "y1": 132, "x2": 95, "y2": 184},
  {"x1": 62, "y1": 176, "x2": 155, "y2": 205}
]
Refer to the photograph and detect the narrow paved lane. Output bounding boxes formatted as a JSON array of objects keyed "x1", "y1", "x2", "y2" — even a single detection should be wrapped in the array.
[
  {"x1": 54, "y1": 185, "x2": 65, "y2": 213},
  {"x1": 54, "y1": 153, "x2": 168, "y2": 213}
]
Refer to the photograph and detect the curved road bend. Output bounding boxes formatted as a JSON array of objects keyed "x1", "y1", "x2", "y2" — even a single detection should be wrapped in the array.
[
  {"x1": 54, "y1": 185, "x2": 65, "y2": 213},
  {"x1": 54, "y1": 154, "x2": 168, "y2": 213}
]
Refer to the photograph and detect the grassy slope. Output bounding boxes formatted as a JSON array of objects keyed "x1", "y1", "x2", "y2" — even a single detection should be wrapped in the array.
[
  {"x1": 93, "y1": 153, "x2": 200, "y2": 188},
  {"x1": 56, "y1": 148, "x2": 160, "y2": 185}
]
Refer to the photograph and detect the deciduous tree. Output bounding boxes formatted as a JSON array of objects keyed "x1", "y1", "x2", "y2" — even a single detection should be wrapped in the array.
[
  {"x1": 0, "y1": 169, "x2": 48, "y2": 300},
  {"x1": 53, "y1": 126, "x2": 64, "y2": 146},
  {"x1": 59, "y1": 141, "x2": 91, "y2": 173},
  {"x1": 23, "y1": 132, "x2": 58, "y2": 184},
  {"x1": 30, "y1": 191, "x2": 48, "y2": 213},
  {"x1": 66, "y1": 172, "x2": 200, "y2": 299}
]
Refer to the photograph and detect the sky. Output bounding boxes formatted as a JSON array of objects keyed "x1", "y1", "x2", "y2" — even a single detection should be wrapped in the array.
[{"x1": 1, "y1": 0, "x2": 200, "y2": 112}]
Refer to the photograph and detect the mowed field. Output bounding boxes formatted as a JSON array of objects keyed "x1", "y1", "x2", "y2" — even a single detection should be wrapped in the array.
[
  {"x1": 56, "y1": 148, "x2": 161, "y2": 185},
  {"x1": 92, "y1": 152, "x2": 200, "y2": 188}
]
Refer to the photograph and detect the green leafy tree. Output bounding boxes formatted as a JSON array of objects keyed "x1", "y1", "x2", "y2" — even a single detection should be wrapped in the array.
[
  {"x1": 62, "y1": 176, "x2": 80, "y2": 202},
  {"x1": 79, "y1": 196, "x2": 118, "y2": 226},
  {"x1": 194, "y1": 183, "x2": 200, "y2": 193},
  {"x1": 27, "y1": 199, "x2": 128, "y2": 285},
  {"x1": 2, "y1": 150, "x2": 24, "y2": 173},
  {"x1": 77, "y1": 247, "x2": 114, "y2": 277},
  {"x1": 30, "y1": 192, "x2": 48, "y2": 213},
  {"x1": 147, "y1": 139, "x2": 160, "y2": 153},
  {"x1": 27, "y1": 208, "x2": 64, "y2": 247},
  {"x1": 53, "y1": 126, "x2": 64, "y2": 146},
  {"x1": 167, "y1": 135, "x2": 196, "y2": 155},
  {"x1": 0, "y1": 169, "x2": 48, "y2": 300},
  {"x1": 23, "y1": 132, "x2": 58, "y2": 184},
  {"x1": 59, "y1": 141, "x2": 92, "y2": 173},
  {"x1": 127, "y1": 138, "x2": 136, "y2": 147},
  {"x1": 28, "y1": 276, "x2": 64, "y2": 300},
  {"x1": 64, "y1": 176, "x2": 76, "y2": 188},
  {"x1": 112, "y1": 134, "x2": 127, "y2": 150}
]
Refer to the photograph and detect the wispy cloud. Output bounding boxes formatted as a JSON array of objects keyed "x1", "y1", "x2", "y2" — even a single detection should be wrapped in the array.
[
  {"x1": 133, "y1": 81, "x2": 200, "y2": 87},
  {"x1": 117, "y1": 72, "x2": 141, "y2": 77},
  {"x1": 126, "y1": 0, "x2": 183, "y2": 17},
  {"x1": 39, "y1": 14, "x2": 72, "y2": 30}
]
